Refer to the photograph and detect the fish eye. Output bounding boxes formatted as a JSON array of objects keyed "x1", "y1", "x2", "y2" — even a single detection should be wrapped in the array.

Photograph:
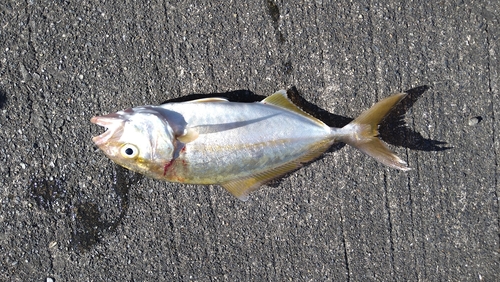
[{"x1": 120, "y1": 144, "x2": 139, "y2": 158}]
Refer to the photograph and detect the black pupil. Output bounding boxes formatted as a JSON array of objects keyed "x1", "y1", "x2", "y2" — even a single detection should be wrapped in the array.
[{"x1": 125, "y1": 147, "x2": 134, "y2": 156}]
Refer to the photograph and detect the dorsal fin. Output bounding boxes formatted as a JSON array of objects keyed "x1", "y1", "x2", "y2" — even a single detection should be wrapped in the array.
[
  {"x1": 261, "y1": 90, "x2": 325, "y2": 126},
  {"x1": 185, "y1": 97, "x2": 228, "y2": 103}
]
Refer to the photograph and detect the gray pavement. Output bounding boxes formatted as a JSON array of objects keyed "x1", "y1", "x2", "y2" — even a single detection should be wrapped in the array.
[{"x1": 1, "y1": 0, "x2": 499, "y2": 281}]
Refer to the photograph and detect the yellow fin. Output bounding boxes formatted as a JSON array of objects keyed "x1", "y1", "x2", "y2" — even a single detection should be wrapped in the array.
[
  {"x1": 185, "y1": 97, "x2": 228, "y2": 103},
  {"x1": 351, "y1": 93, "x2": 407, "y2": 137},
  {"x1": 221, "y1": 161, "x2": 301, "y2": 201},
  {"x1": 355, "y1": 137, "x2": 411, "y2": 171},
  {"x1": 262, "y1": 90, "x2": 325, "y2": 126},
  {"x1": 221, "y1": 139, "x2": 333, "y2": 201},
  {"x1": 340, "y1": 93, "x2": 411, "y2": 171},
  {"x1": 177, "y1": 128, "x2": 199, "y2": 143}
]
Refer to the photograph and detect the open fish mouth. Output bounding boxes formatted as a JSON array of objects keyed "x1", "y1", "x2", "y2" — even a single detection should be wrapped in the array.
[{"x1": 90, "y1": 113, "x2": 125, "y2": 146}]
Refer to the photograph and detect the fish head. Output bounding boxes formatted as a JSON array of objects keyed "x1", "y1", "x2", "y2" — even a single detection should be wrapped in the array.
[{"x1": 91, "y1": 107, "x2": 176, "y2": 176}]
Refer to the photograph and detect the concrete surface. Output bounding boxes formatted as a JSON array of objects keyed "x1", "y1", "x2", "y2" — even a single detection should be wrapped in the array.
[{"x1": 1, "y1": 0, "x2": 499, "y2": 281}]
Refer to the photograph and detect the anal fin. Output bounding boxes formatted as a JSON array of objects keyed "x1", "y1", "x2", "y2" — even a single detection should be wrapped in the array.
[
  {"x1": 221, "y1": 139, "x2": 333, "y2": 201},
  {"x1": 221, "y1": 161, "x2": 301, "y2": 201}
]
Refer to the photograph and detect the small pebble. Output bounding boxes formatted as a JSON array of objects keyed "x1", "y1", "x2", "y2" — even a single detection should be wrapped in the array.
[{"x1": 468, "y1": 116, "x2": 482, "y2": 126}]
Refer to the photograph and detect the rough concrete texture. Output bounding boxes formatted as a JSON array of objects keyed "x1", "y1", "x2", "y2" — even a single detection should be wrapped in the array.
[{"x1": 0, "y1": 0, "x2": 499, "y2": 281}]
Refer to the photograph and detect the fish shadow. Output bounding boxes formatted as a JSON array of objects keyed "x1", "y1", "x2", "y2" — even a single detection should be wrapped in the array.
[
  {"x1": 161, "y1": 89, "x2": 266, "y2": 104},
  {"x1": 160, "y1": 86, "x2": 448, "y2": 189},
  {"x1": 379, "y1": 85, "x2": 450, "y2": 151},
  {"x1": 165, "y1": 85, "x2": 449, "y2": 153},
  {"x1": 286, "y1": 85, "x2": 450, "y2": 152},
  {"x1": 161, "y1": 86, "x2": 448, "y2": 190}
]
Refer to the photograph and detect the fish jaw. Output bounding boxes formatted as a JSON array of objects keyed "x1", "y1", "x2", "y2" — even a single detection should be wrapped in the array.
[{"x1": 90, "y1": 113, "x2": 125, "y2": 147}]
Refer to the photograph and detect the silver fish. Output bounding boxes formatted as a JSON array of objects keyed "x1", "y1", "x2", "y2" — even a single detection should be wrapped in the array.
[{"x1": 91, "y1": 90, "x2": 410, "y2": 200}]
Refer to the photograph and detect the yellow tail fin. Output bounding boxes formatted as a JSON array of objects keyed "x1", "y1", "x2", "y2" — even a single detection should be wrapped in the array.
[{"x1": 339, "y1": 93, "x2": 411, "y2": 171}]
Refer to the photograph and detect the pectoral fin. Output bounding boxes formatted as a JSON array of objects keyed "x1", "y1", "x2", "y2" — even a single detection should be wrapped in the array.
[{"x1": 177, "y1": 128, "x2": 199, "y2": 143}]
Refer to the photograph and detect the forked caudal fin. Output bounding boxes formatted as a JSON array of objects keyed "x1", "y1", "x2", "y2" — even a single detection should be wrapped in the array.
[{"x1": 337, "y1": 93, "x2": 411, "y2": 171}]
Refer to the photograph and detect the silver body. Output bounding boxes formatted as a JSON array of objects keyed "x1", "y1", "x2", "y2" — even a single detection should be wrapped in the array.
[{"x1": 156, "y1": 100, "x2": 334, "y2": 184}]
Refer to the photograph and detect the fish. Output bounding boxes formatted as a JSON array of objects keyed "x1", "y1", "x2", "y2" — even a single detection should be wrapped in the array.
[{"x1": 91, "y1": 90, "x2": 410, "y2": 201}]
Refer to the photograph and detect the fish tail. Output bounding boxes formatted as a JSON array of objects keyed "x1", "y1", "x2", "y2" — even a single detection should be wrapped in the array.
[{"x1": 336, "y1": 93, "x2": 411, "y2": 171}]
